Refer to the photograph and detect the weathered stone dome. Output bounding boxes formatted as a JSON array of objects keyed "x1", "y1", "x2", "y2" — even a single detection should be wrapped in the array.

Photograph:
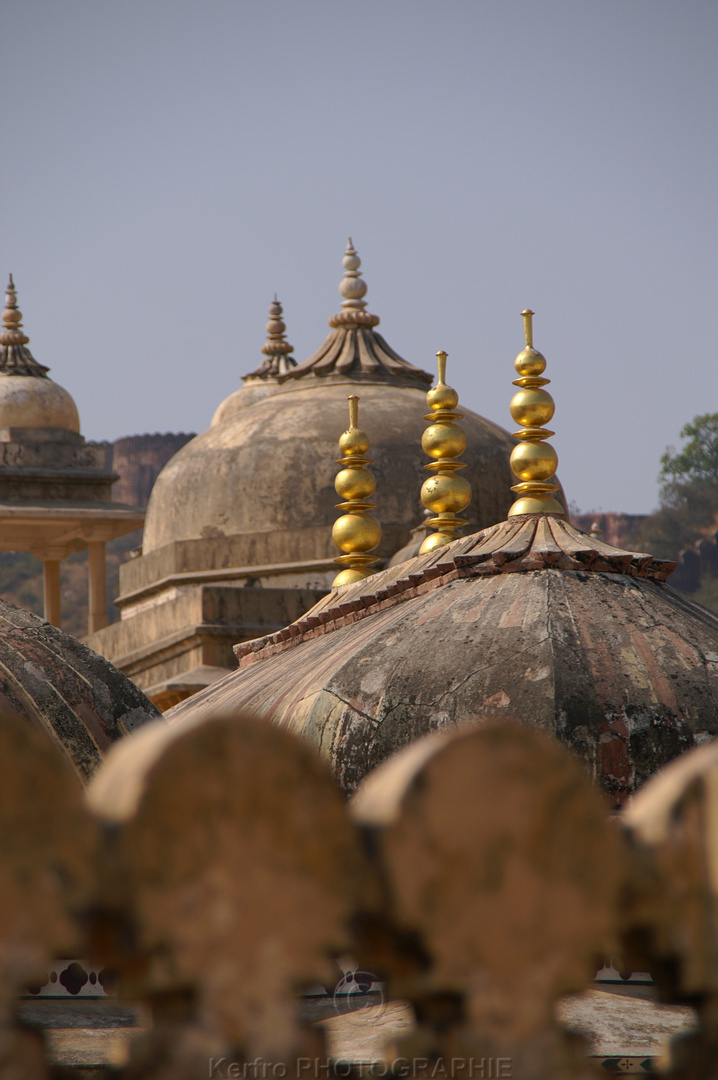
[
  {"x1": 0, "y1": 597, "x2": 160, "y2": 782},
  {"x1": 144, "y1": 245, "x2": 518, "y2": 563},
  {"x1": 166, "y1": 514, "x2": 718, "y2": 805},
  {"x1": 0, "y1": 375, "x2": 80, "y2": 432},
  {"x1": 0, "y1": 276, "x2": 80, "y2": 432}
]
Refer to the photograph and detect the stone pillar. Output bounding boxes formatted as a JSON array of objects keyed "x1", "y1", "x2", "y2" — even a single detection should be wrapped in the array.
[
  {"x1": 87, "y1": 540, "x2": 108, "y2": 632},
  {"x1": 42, "y1": 560, "x2": 62, "y2": 628}
]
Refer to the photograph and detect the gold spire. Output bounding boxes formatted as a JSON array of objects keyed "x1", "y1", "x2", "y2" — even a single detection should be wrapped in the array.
[
  {"x1": 418, "y1": 350, "x2": 472, "y2": 554},
  {"x1": 0, "y1": 275, "x2": 49, "y2": 377},
  {"x1": 508, "y1": 310, "x2": 565, "y2": 517},
  {"x1": 331, "y1": 395, "x2": 382, "y2": 587}
]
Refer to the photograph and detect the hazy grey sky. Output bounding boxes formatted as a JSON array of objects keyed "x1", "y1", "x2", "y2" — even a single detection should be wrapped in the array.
[{"x1": 2, "y1": 1, "x2": 715, "y2": 514}]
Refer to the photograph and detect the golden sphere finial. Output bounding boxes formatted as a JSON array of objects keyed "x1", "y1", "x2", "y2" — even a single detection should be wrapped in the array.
[
  {"x1": 1, "y1": 274, "x2": 30, "y2": 348},
  {"x1": 418, "y1": 350, "x2": 472, "y2": 554},
  {"x1": 508, "y1": 309, "x2": 565, "y2": 517},
  {"x1": 332, "y1": 395, "x2": 382, "y2": 587}
]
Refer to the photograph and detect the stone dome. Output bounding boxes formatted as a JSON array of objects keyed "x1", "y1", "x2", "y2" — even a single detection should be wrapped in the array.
[
  {"x1": 0, "y1": 276, "x2": 80, "y2": 432},
  {"x1": 166, "y1": 514, "x2": 718, "y2": 805},
  {"x1": 0, "y1": 375, "x2": 80, "y2": 431},
  {"x1": 144, "y1": 244, "x2": 518, "y2": 562},
  {"x1": 0, "y1": 596, "x2": 161, "y2": 782}
]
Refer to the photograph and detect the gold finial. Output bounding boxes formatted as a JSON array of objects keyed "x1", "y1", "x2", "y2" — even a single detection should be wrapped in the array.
[
  {"x1": 331, "y1": 395, "x2": 382, "y2": 587},
  {"x1": 508, "y1": 310, "x2": 565, "y2": 517},
  {"x1": 1, "y1": 274, "x2": 30, "y2": 347},
  {"x1": 418, "y1": 350, "x2": 472, "y2": 553}
]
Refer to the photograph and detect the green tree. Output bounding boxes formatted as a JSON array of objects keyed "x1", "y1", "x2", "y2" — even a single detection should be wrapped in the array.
[
  {"x1": 660, "y1": 413, "x2": 718, "y2": 489},
  {"x1": 629, "y1": 413, "x2": 718, "y2": 563}
]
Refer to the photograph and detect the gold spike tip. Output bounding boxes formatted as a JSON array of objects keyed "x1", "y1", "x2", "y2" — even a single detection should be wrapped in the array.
[
  {"x1": 426, "y1": 350, "x2": 459, "y2": 413},
  {"x1": 338, "y1": 395, "x2": 370, "y2": 457},
  {"x1": 515, "y1": 311, "x2": 546, "y2": 377}
]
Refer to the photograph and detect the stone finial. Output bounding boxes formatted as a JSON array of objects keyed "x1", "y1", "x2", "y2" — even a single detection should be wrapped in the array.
[
  {"x1": 339, "y1": 238, "x2": 368, "y2": 311},
  {"x1": 328, "y1": 240, "x2": 380, "y2": 331},
  {"x1": 1, "y1": 275, "x2": 30, "y2": 348},
  {"x1": 0, "y1": 275, "x2": 49, "y2": 377},
  {"x1": 262, "y1": 295, "x2": 293, "y2": 359},
  {"x1": 418, "y1": 350, "x2": 472, "y2": 553},
  {"x1": 508, "y1": 309, "x2": 565, "y2": 517},
  {"x1": 332, "y1": 395, "x2": 382, "y2": 587},
  {"x1": 242, "y1": 296, "x2": 297, "y2": 381}
]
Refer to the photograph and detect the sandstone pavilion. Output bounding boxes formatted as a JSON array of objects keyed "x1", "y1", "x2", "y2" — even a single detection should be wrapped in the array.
[{"x1": 0, "y1": 275, "x2": 144, "y2": 632}]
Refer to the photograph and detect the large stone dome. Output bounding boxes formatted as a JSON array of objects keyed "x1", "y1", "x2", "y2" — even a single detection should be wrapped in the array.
[
  {"x1": 0, "y1": 276, "x2": 80, "y2": 432},
  {"x1": 143, "y1": 244, "x2": 518, "y2": 563}
]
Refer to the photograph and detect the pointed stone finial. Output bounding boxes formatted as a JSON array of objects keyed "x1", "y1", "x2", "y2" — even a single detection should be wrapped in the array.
[
  {"x1": 508, "y1": 310, "x2": 565, "y2": 517},
  {"x1": 328, "y1": 240, "x2": 380, "y2": 331},
  {"x1": 339, "y1": 238, "x2": 368, "y2": 311},
  {"x1": 0, "y1": 275, "x2": 49, "y2": 377},
  {"x1": 418, "y1": 351, "x2": 472, "y2": 553},
  {"x1": 332, "y1": 395, "x2": 382, "y2": 587},
  {"x1": 1, "y1": 275, "x2": 30, "y2": 348},
  {"x1": 261, "y1": 296, "x2": 294, "y2": 361},
  {"x1": 242, "y1": 297, "x2": 296, "y2": 381}
]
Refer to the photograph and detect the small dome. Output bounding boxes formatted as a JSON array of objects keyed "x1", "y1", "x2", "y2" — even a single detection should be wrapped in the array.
[
  {"x1": 0, "y1": 276, "x2": 80, "y2": 433},
  {"x1": 0, "y1": 375, "x2": 80, "y2": 431},
  {"x1": 0, "y1": 597, "x2": 161, "y2": 782}
]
